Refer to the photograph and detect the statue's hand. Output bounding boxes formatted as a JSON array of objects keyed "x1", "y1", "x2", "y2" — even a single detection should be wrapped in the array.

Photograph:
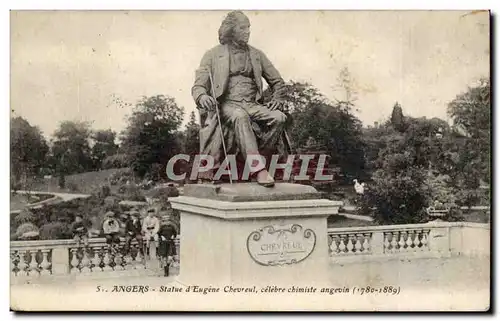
[
  {"x1": 266, "y1": 99, "x2": 284, "y2": 111},
  {"x1": 198, "y1": 94, "x2": 217, "y2": 112}
]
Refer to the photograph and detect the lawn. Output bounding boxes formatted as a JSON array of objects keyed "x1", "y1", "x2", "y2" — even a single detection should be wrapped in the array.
[
  {"x1": 327, "y1": 214, "x2": 375, "y2": 228},
  {"x1": 10, "y1": 192, "x2": 55, "y2": 211},
  {"x1": 460, "y1": 209, "x2": 490, "y2": 223},
  {"x1": 20, "y1": 168, "x2": 130, "y2": 194}
]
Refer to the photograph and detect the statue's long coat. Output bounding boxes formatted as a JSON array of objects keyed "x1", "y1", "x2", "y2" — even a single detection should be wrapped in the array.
[{"x1": 191, "y1": 44, "x2": 292, "y2": 173}]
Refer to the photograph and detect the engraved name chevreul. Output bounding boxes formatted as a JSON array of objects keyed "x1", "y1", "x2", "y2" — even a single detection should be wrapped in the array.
[{"x1": 246, "y1": 224, "x2": 317, "y2": 266}]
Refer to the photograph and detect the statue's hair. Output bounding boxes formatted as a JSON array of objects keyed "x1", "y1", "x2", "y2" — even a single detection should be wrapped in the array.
[{"x1": 218, "y1": 11, "x2": 249, "y2": 45}]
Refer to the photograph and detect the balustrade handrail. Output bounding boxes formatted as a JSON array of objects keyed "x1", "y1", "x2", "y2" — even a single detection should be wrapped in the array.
[
  {"x1": 327, "y1": 221, "x2": 490, "y2": 234},
  {"x1": 11, "y1": 235, "x2": 181, "y2": 250}
]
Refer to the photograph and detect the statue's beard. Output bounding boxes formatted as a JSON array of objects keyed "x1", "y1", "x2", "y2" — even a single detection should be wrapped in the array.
[
  {"x1": 232, "y1": 34, "x2": 249, "y2": 45},
  {"x1": 232, "y1": 38, "x2": 248, "y2": 48}
]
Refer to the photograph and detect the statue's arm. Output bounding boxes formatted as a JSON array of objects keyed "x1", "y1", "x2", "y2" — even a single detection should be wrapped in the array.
[
  {"x1": 191, "y1": 50, "x2": 213, "y2": 105},
  {"x1": 260, "y1": 51, "x2": 286, "y2": 100}
]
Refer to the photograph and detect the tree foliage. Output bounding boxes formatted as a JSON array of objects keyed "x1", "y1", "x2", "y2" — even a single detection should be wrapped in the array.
[
  {"x1": 390, "y1": 102, "x2": 406, "y2": 132},
  {"x1": 51, "y1": 121, "x2": 93, "y2": 175},
  {"x1": 91, "y1": 129, "x2": 119, "y2": 169},
  {"x1": 447, "y1": 78, "x2": 491, "y2": 185},
  {"x1": 180, "y1": 111, "x2": 201, "y2": 181},
  {"x1": 10, "y1": 117, "x2": 49, "y2": 186},
  {"x1": 102, "y1": 153, "x2": 129, "y2": 169},
  {"x1": 263, "y1": 80, "x2": 366, "y2": 180},
  {"x1": 183, "y1": 111, "x2": 200, "y2": 157},
  {"x1": 120, "y1": 95, "x2": 185, "y2": 179},
  {"x1": 360, "y1": 101, "x2": 457, "y2": 224}
]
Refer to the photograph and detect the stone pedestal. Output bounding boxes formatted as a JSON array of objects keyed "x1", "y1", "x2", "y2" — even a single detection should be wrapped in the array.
[{"x1": 170, "y1": 183, "x2": 342, "y2": 288}]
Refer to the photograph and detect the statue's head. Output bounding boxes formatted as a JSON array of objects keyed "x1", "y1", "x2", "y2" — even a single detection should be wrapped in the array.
[{"x1": 218, "y1": 11, "x2": 251, "y2": 45}]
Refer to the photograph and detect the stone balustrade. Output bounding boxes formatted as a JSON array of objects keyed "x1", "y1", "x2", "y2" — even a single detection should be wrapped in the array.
[
  {"x1": 328, "y1": 221, "x2": 490, "y2": 262},
  {"x1": 10, "y1": 236, "x2": 181, "y2": 283},
  {"x1": 10, "y1": 221, "x2": 488, "y2": 282}
]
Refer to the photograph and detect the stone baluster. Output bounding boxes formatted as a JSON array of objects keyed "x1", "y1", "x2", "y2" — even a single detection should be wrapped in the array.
[
  {"x1": 124, "y1": 252, "x2": 134, "y2": 270},
  {"x1": 39, "y1": 250, "x2": 51, "y2": 276},
  {"x1": 354, "y1": 234, "x2": 362, "y2": 253},
  {"x1": 398, "y1": 231, "x2": 406, "y2": 251},
  {"x1": 17, "y1": 250, "x2": 28, "y2": 277},
  {"x1": 346, "y1": 235, "x2": 354, "y2": 253},
  {"x1": 91, "y1": 248, "x2": 102, "y2": 272},
  {"x1": 28, "y1": 251, "x2": 40, "y2": 277},
  {"x1": 149, "y1": 241, "x2": 159, "y2": 268},
  {"x1": 406, "y1": 231, "x2": 414, "y2": 250},
  {"x1": 338, "y1": 235, "x2": 346, "y2": 254},
  {"x1": 362, "y1": 233, "x2": 371, "y2": 253},
  {"x1": 80, "y1": 249, "x2": 91, "y2": 273},
  {"x1": 114, "y1": 250, "x2": 125, "y2": 271},
  {"x1": 10, "y1": 253, "x2": 17, "y2": 277},
  {"x1": 102, "y1": 248, "x2": 113, "y2": 271},
  {"x1": 70, "y1": 248, "x2": 80, "y2": 274},
  {"x1": 135, "y1": 246, "x2": 145, "y2": 269},
  {"x1": 329, "y1": 235, "x2": 339, "y2": 255},
  {"x1": 383, "y1": 232, "x2": 391, "y2": 253},
  {"x1": 421, "y1": 230, "x2": 429, "y2": 251},
  {"x1": 174, "y1": 237, "x2": 180, "y2": 264},
  {"x1": 391, "y1": 232, "x2": 399, "y2": 252},
  {"x1": 415, "y1": 230, "x2": 421, "y2": 249}
]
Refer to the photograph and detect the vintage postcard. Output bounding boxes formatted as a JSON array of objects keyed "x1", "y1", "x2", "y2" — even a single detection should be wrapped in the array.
[{"x1": 9, "y1": 10, "x2": 490, "y2": 311}]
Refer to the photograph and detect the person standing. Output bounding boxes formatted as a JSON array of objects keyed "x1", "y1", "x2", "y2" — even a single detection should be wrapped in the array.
[
  {"x1": 157, "y1": 216, "x2": 178, "y2": 277},
  {"x1": 142, "y1": 208, "x2": 160, "y2": 257}
]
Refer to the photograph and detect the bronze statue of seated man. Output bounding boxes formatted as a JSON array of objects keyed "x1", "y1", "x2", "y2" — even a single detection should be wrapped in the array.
[{"x1": 192, "y1": 11, "x2": 291, "y2": 187}]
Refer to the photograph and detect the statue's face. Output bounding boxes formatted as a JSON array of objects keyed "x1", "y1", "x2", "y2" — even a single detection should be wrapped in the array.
[{"x1": 233, "y1": 15, "x2": 250, "y2": 44}]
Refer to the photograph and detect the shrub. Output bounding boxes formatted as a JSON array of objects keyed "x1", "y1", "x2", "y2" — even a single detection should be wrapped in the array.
[
  {"x1": 148, "y1": 184, "x2": 180, "y2": 201},
  {"x1": 102, "y1": 154, "x2": 129, "y2": 170},
  {"x1": 98, "y1": 184, "x2": 111, "y2": 198},
  {"x1": 15, "y1": 223, "x2": 39, "y2": 240},
  {"x1": 359, "y1": 161, "x2": 431, "y2": 224},
  {"x1": 118, "y1": 183, "x2": 146, "y2": 202},
  {"x1": 14, "y1": 209, "x2": 36, "y2": 226},
  {"x1": 10, "y1": 181, "x2": 21, "y2": 192},
  {"x1": 58, "y1": 174, "x2": 65, "y2": 189},
  {"x1": 454, "y1": 188, "x2": 490, "y2": 208},
  {"x1": 425, "y1": 173, "x2": 463, "y2": 222},
  {"x1": 39, "y1": 222, "x2": 70, "y2": 240},
  {"x1": 104, "y1": 196, "x2": 121, "y2": 208},
  {"x1": 109, "y1": 168, "x2": 133, "y2": 186},
  {"x1": 67, "y1": 182, "x2": 80, "y2": 192}
]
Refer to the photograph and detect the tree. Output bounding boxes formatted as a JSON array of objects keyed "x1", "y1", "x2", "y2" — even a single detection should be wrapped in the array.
[
  {"x1": 447, "y1": 78, "x2": 490, "y2": 185},
  {"x1": 263, "y1": 81, "x2": 366, "y2": 181},
  {"x1": 121, "y1": 95, "x2": 185, "y2": 179},
  {"x1": 181, "y1": 111, "x2": 200, "y2": 181},
  {"x1": 183, "y1": 111, "x2": 200, "y2": 157},
  {"x1": 51, "y1": 121, "x2": 93, "y2": 176},
  {"x1": 359, "y1": 120, "x2": 432, "y2": 224},
  {"x1": 365, "y1": 103, "x2": 451, "y2": 176},
  {"x1": 91, "y1": 129, "x2": 119, "y2": 170},
  {"x1": 360, "y1": 112, "x2": 455, "y2": 224},
  {"x1": 102, "y1": 153, "x2": 129, "y2": 169},
  {"x1": 362, "y1": 122, "x2": 399, "y2": 175},
  {"x1": 390, "y1": 102, "x2": 406, "y2": 132},
  {"x1": 10, "y1": 117, "x2": 49, "y2": 188}
]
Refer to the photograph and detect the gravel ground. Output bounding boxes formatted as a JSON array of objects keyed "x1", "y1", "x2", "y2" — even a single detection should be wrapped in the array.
[{"x1": 10, "y1": 256, "x2": 489, "y2": 311}]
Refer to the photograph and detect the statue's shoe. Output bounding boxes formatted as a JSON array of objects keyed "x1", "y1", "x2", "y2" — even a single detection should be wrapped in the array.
[{"x1": 256, "y1": 171, "x2": 275, "y2": 188}]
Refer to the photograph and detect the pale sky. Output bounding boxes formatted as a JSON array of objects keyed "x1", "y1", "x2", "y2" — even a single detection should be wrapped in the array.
[{"x1": 10, "y1": 10, "x2": 489, "y2": 138}]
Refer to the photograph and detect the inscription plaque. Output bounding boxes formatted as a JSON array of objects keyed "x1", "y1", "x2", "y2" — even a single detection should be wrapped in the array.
[{"x1": 246, "y1": 224, "x2": 317, "y2": 266}]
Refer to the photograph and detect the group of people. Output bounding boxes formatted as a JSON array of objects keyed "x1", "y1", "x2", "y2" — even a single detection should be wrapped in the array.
[{"x1": 71, "y1": 206, "x2": 178, "y2": 277}]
